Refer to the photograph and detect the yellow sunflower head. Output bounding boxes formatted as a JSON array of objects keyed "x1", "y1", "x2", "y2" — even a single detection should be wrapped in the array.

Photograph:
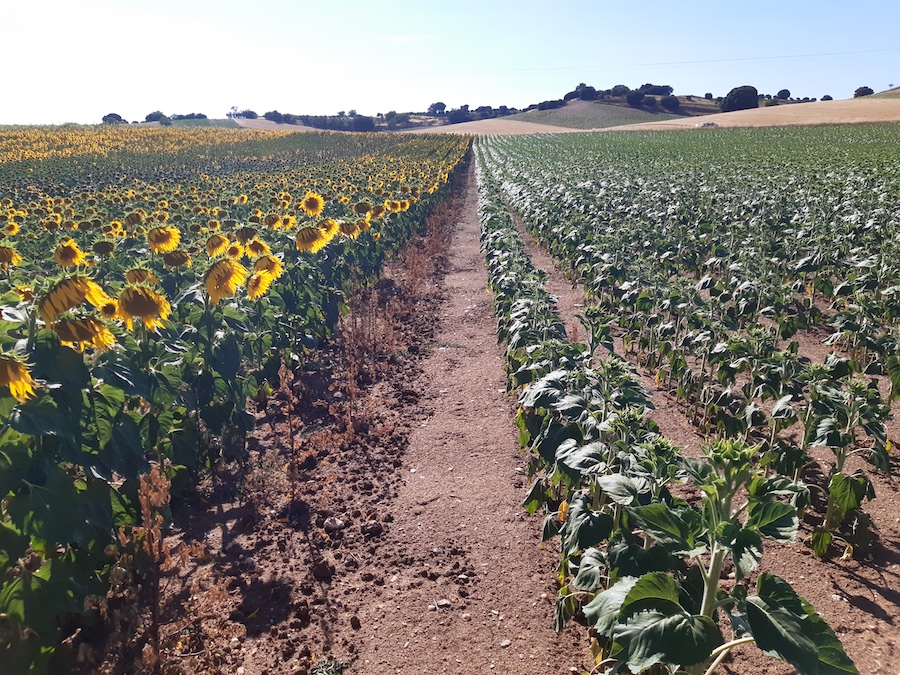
[
  {"x1": 203, "y1": 259, "x2": 248, "y2": 305},
  {"x1": 38, "y1": 276, "x2": 110, "y2": 325},
  {"x1": 0, "y1": 354, "x2": 37, "y2": 403},
  {"x1": 246, "y1": 272, "x2": 275, "y2": 301},
  {"x1": 246, "y1": 238, "x2": 271, "y2": 257},
  {"x1": 147, "y1": 226, "x2": 181, "y2": 254},
  {"x1": 225, "y1": 242, "x2": 245, "y2": 260},
  {"x1": 253, "y1": 255, "x2": 284, "y2": 279},
  {"x1": 54, "y1": 239, "x2": 87, "y2": 268},
  {"x1": 53, "y1": 317, "x2": 116, "y2": 352},
  {"x1": 0, "y1": 245, "x2": 23, "y2": 268},
  {"x1": 117, "y1": 285, "x2": 171, "y2": 332},
  {"x1": 206, "y1": 233, "x2": 229, "y2": 257},
  {"x1": 300, "y1": 191, "x2": 326, "y2": 218}
]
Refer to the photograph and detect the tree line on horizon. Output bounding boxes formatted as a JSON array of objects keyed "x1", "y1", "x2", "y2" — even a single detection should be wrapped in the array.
[{"x1": 99, "y1": 84, "x2": 883, "y2": 128}]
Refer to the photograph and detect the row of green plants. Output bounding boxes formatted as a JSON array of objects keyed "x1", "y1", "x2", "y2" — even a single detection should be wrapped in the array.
[
  {"x1": 474, "y1": 143, "x2": 856, "y2": 675},
  {"x1": 0, "y1": 128, "x2": 470, "y2": 672},
  {"x1": 477, "y1": 127, "x2": 899, "y2": 559}
]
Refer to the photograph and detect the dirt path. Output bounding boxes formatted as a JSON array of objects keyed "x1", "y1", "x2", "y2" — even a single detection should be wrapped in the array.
[{"x1": 348, "y1": 163, "x2": 588, "y2": 674}]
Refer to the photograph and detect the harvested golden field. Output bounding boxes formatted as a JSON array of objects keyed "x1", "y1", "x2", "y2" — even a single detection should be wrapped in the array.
[{"x1": 614, "y1": 96, "x2": 900, "y2": 130}]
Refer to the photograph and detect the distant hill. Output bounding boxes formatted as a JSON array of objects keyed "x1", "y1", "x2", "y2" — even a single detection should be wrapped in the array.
[
  {"x1": 872, "y1": 87, "x2": 900, "y2": 99},
  {"x1": 505, "y1": 100, "x2": 683, "y2": 129}
]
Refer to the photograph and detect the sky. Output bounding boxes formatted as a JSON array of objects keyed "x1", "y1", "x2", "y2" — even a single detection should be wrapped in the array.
[{"x1": 2, "y1": 0, "x2": 898, "y2": 125}]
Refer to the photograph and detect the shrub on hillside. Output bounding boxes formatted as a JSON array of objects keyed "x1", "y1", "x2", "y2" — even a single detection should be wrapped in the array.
[
  {"x1": 264, "y1": 110, "x2": 284, "y2": 124},
  {"x1": 144, "y1": 111, "x2": 165, "y2": 122},
  {"x1": 102, "y1": 113, "x2": 125, "y2": 124},
  {"x1": 660, "y1": 95, "x2": 680, "y2": 111},
  {"x1": 721, "y1": 86, "x2": 759, "y2": 112},
  {"x1": 625, "y1": 91, "x2": 645, "y2": 107},
  {"x1": 643, "y1": 95, "x2": 657, "y2": 108},
  {"x1": 822, "y1": 95, "x2": 833, "y2": 101},
  {"x1": 854, "y1": 86, "x2": 874, "y2": 97},
  {"x1": 704, "y1": 92, "x2": 713, "y2": 100},
  {"x1": 776, "y1": 89, "x2": 791, "y2": 100}
]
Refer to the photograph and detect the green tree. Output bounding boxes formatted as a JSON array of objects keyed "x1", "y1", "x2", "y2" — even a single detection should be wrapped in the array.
[
  {"x1": 721, "y1": 85, "x2": 759, "y2": 112},
  {"x1": 854, "y1": 86, "x2": 874, "y2": 97},
  {"x1": 776, "y1": 89, "x2": 791, "y2": 100}
]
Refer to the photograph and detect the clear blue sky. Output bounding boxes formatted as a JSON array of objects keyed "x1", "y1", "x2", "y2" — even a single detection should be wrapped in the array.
[{"x1": 2, "y1": 0, "x2": 898, "y2": 124}]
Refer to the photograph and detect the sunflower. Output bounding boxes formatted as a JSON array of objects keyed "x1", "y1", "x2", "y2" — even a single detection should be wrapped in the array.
[
  {"x1": 204, "y1": 259, "x2": 248, "y2": 305},
  {"x1": 38, "y1": 276, "x2": 110, "y2": 325},
  {"x1": 0, "y1": 354, "x2": 37, "y2": 403},
  {"x1": 246, "y1": 238, "x2": 271, "y2": 257},
  {"x1": 206, "y1": 233, "x2": 229, "y2": 257},
  {"x1": 93, "y1": 240, "x2": 116, "y2": 257},
  {"x1": 99, "y1": 298, "x2": 119, "y2": 320},
  {"x1": 6, "y1": 221, "x2": 20, "y2": 236},
  {"x1": 234, "y1": 226, "x2": 259, "y2": 244},
  {"x1": 147, "y1": 226, "x2": 180, "y2": 254},
  {"x1": 117, "y1": 286, "x2": 171, "y2": 332},
  {"x1": 253, "y1": 254, "x2": 284, "y2": 279},
  {"x1": 54, "y1": 239, "x2": 88, "y2": 268},
  {"x1": 15, "y1": 286, "x2": 33, "y2": 302},
  {"x1": 163, "y1": 250, "x2": 192, "y2": 269},
  {"x1": 246, "y1": 272, "x2": 274, "y2": 300},
  {"x1": 339, "y1": 220, "x2": 361, "y2": 239},
  {"x1": 295, "y1": 225, "x2": 330, "y2": 253},
  {"x1": 225, "y1": 242, "x2": 245, "y2": 260},
  {"x1": 300, "y1": 191, "x2": 326, "y2": 217},
  {"x1": 125, "y1": 268, "x2": 159, "y2": 285},
  {"x1": 53, "y1": 317, "x2": 116, "y2": 352},
  {"x1": 0, "y1": 245, "x2": 22, "y2": 268}
]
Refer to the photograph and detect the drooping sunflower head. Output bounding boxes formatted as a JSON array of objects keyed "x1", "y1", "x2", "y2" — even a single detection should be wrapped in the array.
[
  {"x1": 15, "y1": 286, "x2": 34, "y2": 302},
  {"x1": 295, "y1": 224, "x2": 330, "y2": 254},
  {"x1": 0, "y1": 245, "x2": 23, "y2": 268},
  {"x1": 163, "y1": 250, "x2": 192, "y2": 269},
  {"x1": 117, "y1": 285, "x2": 171, "y2": 332},
  {"x1": 234, "y1": 226, "x2": 259, "y2": 244},
  {"x1": 206, "y1": 233, "x2": 229, "y2": 257},
  {"x1": 0, "y1": 354, "x2": 37, "y2": 403},
  {"x1": 300, "y1": 191, "x2": 325, "y2": 218},
  {"x1": 53, "y1": 317, "x2": 116, "y2": 352},
  {"x1": 253, "y1": 255, "x2": 284, "y2": 279},
  {"x1": 147, "y1": 226, "x2": 181, "y2": 254},
  {"x1": 54, "y1": 239, "x2": 87, "y2": 268},
  {"x1": 339, "y1": 220, "x2": 361, "y2": 239},
  {"x1": 39, "y1": 276, "x2": 110, "y2": 325},
  {"x1": 246, "y1": 272, "x2": 275, "y2": 301},
  {"x1": 203, "y1": 259, "x2": 248, "y2": 305},
  {"x1": 246, "y1": 238, "x2": 271, "y2": 257},
  {"x1": 125, "y1": 268, "x2": 159, "y2": 285},
  {"x1": 92, "y1": 240, "x2": 116, "y2": 257}
]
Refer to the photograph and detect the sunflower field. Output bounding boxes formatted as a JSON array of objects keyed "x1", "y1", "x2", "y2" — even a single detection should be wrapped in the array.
[{"x1": 0, "y1": 125, "x2": 469, "y2": 670}]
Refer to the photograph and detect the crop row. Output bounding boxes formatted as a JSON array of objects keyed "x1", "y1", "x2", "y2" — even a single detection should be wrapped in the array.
[
  {"x1": 0, "y1": 127, "x2": 470, "y2": 671},
  {"x1": 478, "y1": 127, "x2": 900, "y2": 561},
  {"x1": 474, "y1": 140, "x2": 857, "y2": 675}
]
